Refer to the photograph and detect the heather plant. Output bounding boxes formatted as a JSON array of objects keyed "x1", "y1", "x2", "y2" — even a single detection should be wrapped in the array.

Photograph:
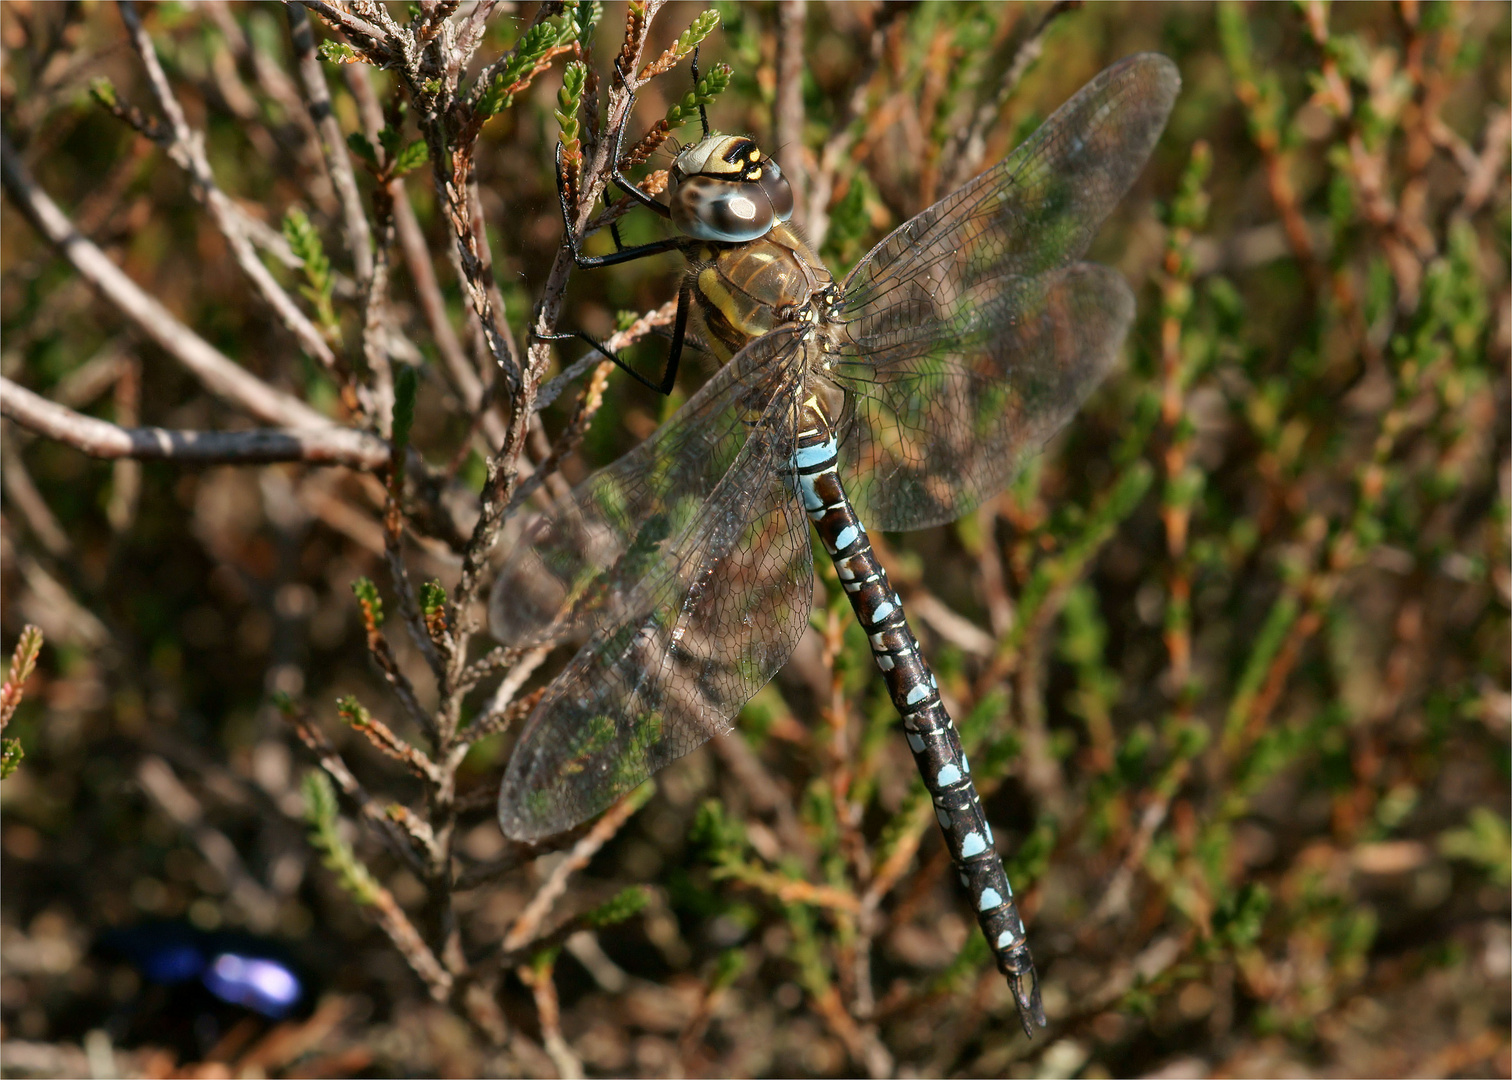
[{"x1": 1, "y1": 3, "x2": 1506, "y2": 1077}]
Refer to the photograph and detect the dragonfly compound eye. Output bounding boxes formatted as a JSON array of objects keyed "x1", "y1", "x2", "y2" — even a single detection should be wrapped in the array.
[
  {"x1": 670, "y1": 174, "x2": 783, "y2": 242},
  {"x1": 758, "y1": 162, "x2": 794, "y2": 224}
]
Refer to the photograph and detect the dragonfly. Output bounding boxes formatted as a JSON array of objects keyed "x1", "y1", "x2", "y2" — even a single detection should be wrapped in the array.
[{"x1": 491, "y1": 53, "x2": 1179, "y2": 1034}]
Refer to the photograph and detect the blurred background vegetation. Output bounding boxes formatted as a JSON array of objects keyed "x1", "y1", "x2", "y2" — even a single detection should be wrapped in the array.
[{"x1": 1, "y1": 2, "x2": 1508, "y2": 1077}]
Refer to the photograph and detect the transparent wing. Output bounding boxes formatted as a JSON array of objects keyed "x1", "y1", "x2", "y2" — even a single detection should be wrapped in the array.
[
  {"x1": 497, "y1": 394, "x2": 812, "y2": 840},
  {"x1": 832, "y1": 53, "x2": 1179, "y2": 530},
  {"x1": 836, "y1": 263, "x2": 1134, "y2": 528},
  {"x1": 490, "y1": 328, "x2": 806, "y2": 648}
]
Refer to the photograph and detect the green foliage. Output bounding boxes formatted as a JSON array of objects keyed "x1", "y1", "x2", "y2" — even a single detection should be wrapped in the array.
[
  {"x1": 302, "y1": 770, "x2": 382, "y2": 905},
  {"x1": 336, "y1": 694, "x2": 372, "y2": 728},
  {"x1": 0, "y1": 740, "x2": 21, "y2": 779},
  {"x1": 478, "y1": 14, "x2": 576, "y2": 118},
  {"x1": 346, "y1": 131, "x2": 379, "y2": 167},
  {"x1": 318, "y1": 40, "x2": 360, "y2": 64},
  {"x1": 662, "y1": 10, "x2": 721, "y2": 68},
  {"x1": 87, "y1": 77, "x2": 118, "y2": 109},
  {"x1": 281, "y1": 208, "x2": 338, "y2": 332},
  {"x1": 691, "y1": 799, "x2": 748, "y2": 866},
  {"x1": 1439, "y1": 808, "x2": 1512, "y2": 887},
  {"x1": 390, "y1": 139, "x2": 430, "y2": 178},
  {"x1": 556, "y1": 60, "x2": 587, "y2": 149},
  {"x1": 663, "y1": 63, "x2": 733, "y2": 129},
  {"x1": 351, "y1": 578, "x2": 384, "y2": 627},
  {"x1": 585, "y1": 885, "x2": 651, "y2": 928},
  {"x1": 573, "y1": 2, "x2": 603, "y2": 42}
]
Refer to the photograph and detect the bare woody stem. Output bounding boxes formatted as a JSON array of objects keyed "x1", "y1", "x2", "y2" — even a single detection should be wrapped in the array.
[
  {"x1": 0, "y1": 131, "x2": 331, "y2": 431},
  {"x1": 118, "y1": 0, "x2": 344, "y2": 379},
  {"x1": 0, "y1": 378, "x2": 390, "y2": 468}
]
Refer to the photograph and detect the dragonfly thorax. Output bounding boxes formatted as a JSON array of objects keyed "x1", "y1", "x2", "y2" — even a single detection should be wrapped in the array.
[{"x1": 669, "y1": 134, "x2": 794, "y2": 243}]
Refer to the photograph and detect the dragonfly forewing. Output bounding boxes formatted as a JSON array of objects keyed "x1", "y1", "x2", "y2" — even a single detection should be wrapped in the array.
[
  {"x1": 490, "y1": 330, "x2": 808, "y2": 648},
  {"x1": 840, "y1": 54, "x2": 1179, "y2": 318},
  {"x1": 497, "y1": 346, "x2": 816, "y2": 841}
]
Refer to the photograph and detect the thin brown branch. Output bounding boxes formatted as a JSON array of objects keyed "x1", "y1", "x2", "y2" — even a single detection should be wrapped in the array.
[
  {"x1": 0, "y1": 131, "x2": 333, "y2": 430},
  {"x1": 501, "y1": 789, "x2": 648, "y2": 953},
  {"x1": 775, "y1": 0, "x2": 808, "y2": 227},
  {"x1": 354, "y1": 592, "x2": 436, "y2": 741},
  {"x1": 118, "y1": 1, "x2": 342, "y2": 376},
  {"x1": 503, "y1": 360, "x2": 613, "y2": 514},
  {"x1": 518, "y1": 955, "x2": 582, "y2": 1079},
  {"x1": 456, "y1": 1, "x2": 506, "y2": 71},
  {"x1": 444, "y1": 5, "x2": 669, "y2": 642},
  {"x1": 0, "y1": 377, "x2": 389, "y2": 468},
  {"x1": 943, "y1": 0, "x2": 1079, "y2": 191},
  {"x1": 296, "y1": 0, "x2": 394, "y2": 60},
  {"x1": 351, "y1": 79, "x2": 399, "y2": 433},
  {"x1": 470, "y1": 649, "x2": 548, "y2": 738},
  {"x1": 368, "y1": 875, "x2": 454, "y2": 1001},
  {"x1": 288, "y1": 4, "x2": 375, "y2": 284},
  {"x1": 346, "y1": 710, "x2": 440, "y2": 783},
  {"x1": 727, "y1": 866, "x2": 864, "y2": 915},
  {"x1": 384, "y1": 469, "x2": 448, "y2": 688},
  {"x1": 387, "y1": 802, "x2": 438, "y2": 850},
  {"x1": 286, "y1": 714, "x2": 430, "y2": 873},
  {"x1": 456, "y1": 644, "x2": 527, "y2": 699},
  {"x1": 906, "y1": 592, "x2": 996, "y2": 656}
]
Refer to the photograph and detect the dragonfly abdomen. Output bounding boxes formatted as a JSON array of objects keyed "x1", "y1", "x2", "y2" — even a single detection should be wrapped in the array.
[{"x1": 792, "y1": 400, "x2": 1045, "y2": 1031}]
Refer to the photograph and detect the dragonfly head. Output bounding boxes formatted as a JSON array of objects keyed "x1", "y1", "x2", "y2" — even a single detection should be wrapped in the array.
[{"x1": 668, "y1": 134, "x2": 793, "y2": 243}]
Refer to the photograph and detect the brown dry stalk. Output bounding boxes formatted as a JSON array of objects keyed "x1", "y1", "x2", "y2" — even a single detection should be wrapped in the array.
[
  {"x1": 622, "y1": 118, "x2": 671, "y2": 168},
  {"x1": 286, "y1": 716, "x2": 430, "y2": 872},
  {"x1": 501, "y1": 789, "x2": 646, "y2": 953},
  {"x1": 348, "y1": 711, "x2": 439, "y2": 783}
]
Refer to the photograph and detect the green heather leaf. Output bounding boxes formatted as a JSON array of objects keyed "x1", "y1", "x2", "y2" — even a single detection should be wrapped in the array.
[
  {"x1": 0, "y1": 740, "x2": 23, "y2": 779},
  {"x1": 480, "y1": 14, "x2": 575, "y2": 117},
  {"x1": 585, "y1": 886, "x2": 650, "y2": 928},
  {"x1": 392, "y1": 138, "x2": 430, "y2": 177},
  {"x1": 664, "y1": 63, "x2": 732, "y2": 128},
  {"x1": 351, "y1": 578, "x2": 384, "y2": 626},
  {"x1": 336, "y1": 694, "x2": 372, "y2": 728},
  {"x1": 318, "y1": 40, "x2": 359, "y2": 64},
  {"x1": 89, "y1": 77, "x2": 118, "y2": 109},
  {"x1": 301, "y1": 769, "x2": 339, "y2": 825},
  {"x1": 346, "y1": 132, "x2": 379, "y2": 166},
  {"x1": 668, "y1": 10, "x2": 721, "y2": 62}
]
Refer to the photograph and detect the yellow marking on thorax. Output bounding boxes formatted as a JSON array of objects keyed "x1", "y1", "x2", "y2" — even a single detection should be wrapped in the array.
[
  {"x1": 696, "y1": 267, "x2": 742, "y2": 327},
  {"x1": 696, "y1": 265, "x2": 776, "y2": 353}
]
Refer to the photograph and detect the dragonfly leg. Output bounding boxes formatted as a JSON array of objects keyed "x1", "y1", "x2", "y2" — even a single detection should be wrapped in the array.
[
  {"x1": 691, "y1": 45, "x2": 710, "y2": 138},
  {"x1": 554, "y1": 144, "x2": 685, "y2": 269},
  {"x1": 532, "y1": 282, "x2": 690, "y2": 395},
  {"x1": 605, "y1": 57, "x2": 672, "y2": 217}
]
